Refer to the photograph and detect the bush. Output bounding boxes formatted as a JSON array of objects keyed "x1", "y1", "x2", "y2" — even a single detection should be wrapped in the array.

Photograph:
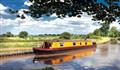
[
  {"x1": 19, "y1": 31, "x2": 28, "y2": 39},
  {"x1": 110, "y1": 39, "x2": 117, "y2": 44},
  {"x1": 60, "y1": 32, "x2": 71, "y2": 39},
  {"x1": 90, "y1": 36, "x2": 101, "y2": 39},
  {"x1": 117, "y1": 38, "x2": 120, "y2": 41}
]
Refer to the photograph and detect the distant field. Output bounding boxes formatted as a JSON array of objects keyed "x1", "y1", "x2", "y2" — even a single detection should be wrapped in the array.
[
  {"x1": 0, "y1": 41, "x2": 38, "y2": 53},
  {"x1": 0, "y1": 42, "x2": 39, "y2": 48},
  {"x1": 0, "y1": 36, "x2": 59, "y2": 42}
]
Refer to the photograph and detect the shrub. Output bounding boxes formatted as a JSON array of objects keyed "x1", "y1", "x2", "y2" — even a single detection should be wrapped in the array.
[
  {"x1": 60, "y1": 32, "x2": 71, "y2": 39},
  {"x1": 18, "y1": 31, "x2": 28, "y2": 39},
  {"x1": 110, "y1": 39, "x2": 117, "y2": 44},
  {"x1": 117, "y1": 38, "x2": 120, "y2": 41}
]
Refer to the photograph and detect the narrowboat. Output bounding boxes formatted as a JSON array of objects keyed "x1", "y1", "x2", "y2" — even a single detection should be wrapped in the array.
[{"x1": 33, "y1": 40, "x2": 97, "y2": 55}]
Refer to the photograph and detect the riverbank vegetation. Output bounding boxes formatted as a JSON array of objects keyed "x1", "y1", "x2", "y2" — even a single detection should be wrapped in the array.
[{"x1": 0, "y1": 27, "x2": 120, "y2": 54}]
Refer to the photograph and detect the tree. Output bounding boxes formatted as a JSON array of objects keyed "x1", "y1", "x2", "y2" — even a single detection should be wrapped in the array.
[
  {"x1": 93, "y1": 29, "x2": 101, "y2": 36},
  {"x1": 99, "y1": 21, "x2": 110, "y2": 36},
  {"x1": 6, "y1": 32, "x2": 14, "y2": 37},
  {"x1": 23, "y1": 0, "x2": 119, "y2": 22},
  {"x1": 19, "y1": 31, "x2": 28, "y2": 39},
  {"x1": 60, "y1": 32, "x2": 71, "y2": 39},
  {"x1": 9, "y1": 0, "x2": 119, "y2": 34},
  {"x1": 93, "y1": 21, "x2": 112, "y2": 36},
  {"x1": 0, "y1": 34, "x2": 6, "y2": 37},
  {"x1": 86, "y1": 33, "x2": 94, "y2": 38},
  {"x1": 109, "y1": 27, "x2": 120, "y2": 37}
]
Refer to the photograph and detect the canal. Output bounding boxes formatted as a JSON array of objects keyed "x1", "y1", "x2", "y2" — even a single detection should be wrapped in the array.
[{"x1": 0, "y1": 44, "x2": 120, "y2": 70}]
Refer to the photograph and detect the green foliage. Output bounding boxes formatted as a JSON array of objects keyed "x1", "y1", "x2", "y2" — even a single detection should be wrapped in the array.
[
  {"x1": 86, "y1": 33, "x2": 94, "y2": 38},
  {"x1": 109, "y1": 27, "x2": 120, "y2": 38},
  {"x1": 39, "y1": 34, "x2": 60, "y2": 36},
  {"x1": 6, "y1": 32, "x2": 14, "y2": 37},
  {"x1": 93, "y1": 22, "x2": 120, "y2": 37},
  {"x1": 118, "y1": 37, "x2": 120, "y2": 41},
  {"x1": 60, "y1": 32, "x2": 71, "y2": 39},
  {"x1": 85, "y1": 33, "x2": 101, "y2": 39},
  {"x1": 99, "y1": 22, "x2": 110, "y2": 36},
  {"x1": 93, "y1": 29, "x2": 101, "y2": 36},
  {"x1": 0, "y1": 42, "x2": 38, "y2": 49},
  {"x1": 19, "y1": 31, "x2": 28, "y2": 39},
  {"x1": 71, "y1": 34, "x2": 81, "y2": 39},
  {"x1": 0, "y1": 32, "x2": 14, "y2": 37},
  {"x1": 91, "y1": 36, "x2": 101, "y2": 39},
  {"x1": 22, "y1": 0, "x2": 119, "y2": 23},
  {"x1": 8, "y1": 0, "x2": 119, "y2": 33}
]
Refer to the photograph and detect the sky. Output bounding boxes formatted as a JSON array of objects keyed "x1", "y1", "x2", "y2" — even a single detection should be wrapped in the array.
[{"x1": 0, "y1": 0, "x2": 120, "y2": 35}]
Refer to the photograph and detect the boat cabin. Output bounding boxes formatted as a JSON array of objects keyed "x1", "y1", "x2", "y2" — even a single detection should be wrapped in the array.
[{"x1": 41, "y1": 40, "x2": 96, "y2": 49}]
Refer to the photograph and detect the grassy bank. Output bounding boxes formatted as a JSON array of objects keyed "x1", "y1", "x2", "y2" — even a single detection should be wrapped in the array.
[
  {"x1": 0, "y1": 36, "x2": 59, "y2": 42},
  {"x1": 95, "y1": 37, "x2": 111, "y2": 44},
  {"x1": 0, "y1": 36, "x2": 58, "y2": 54},
  {"x1": 0, "y1": 36, "x2": 111, "y2": 54},
  {"x1": 0, "y1": 42, "x2": 40, "y2": 54}
]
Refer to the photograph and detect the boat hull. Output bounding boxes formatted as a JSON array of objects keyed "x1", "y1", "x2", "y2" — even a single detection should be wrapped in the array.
[{"x1": 33, "y1": 45, "x2": 97, "y2": 55}]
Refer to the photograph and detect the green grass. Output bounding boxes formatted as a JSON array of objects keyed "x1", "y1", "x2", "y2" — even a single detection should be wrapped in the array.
[
  {"x1": 0, "y1": 36, "x2": 59, "y2": 42},
  {"x1": 0, "y1": 42, "x2": 39, "y2": 48},
  {"x1": 95, "y1": 37, "x2": 111, "y2": 44},
  {"x1": 0, "y1": 36, "x2": 59, "y2": 53},
  {"x1": 0, "y1": 36, "x2": 111, "y2": 53},
  {"x1": 0, "y1": 41, "x2": 41, "y2": 53}
]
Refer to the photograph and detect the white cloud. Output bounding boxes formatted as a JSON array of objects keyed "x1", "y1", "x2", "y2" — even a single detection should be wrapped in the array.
[
  {"x1": 110, "y1": 20, "x2": 120, "y2": 31},
  {"x1": 0, "y1": 4, "x2": 7, "y2": 10},
  {"x1": 1, "y1": 3, "x2": 119, "y2": 35},
  {"x1": 0, "y1": 4, "x2": 8, "y2": 15},
  {"x1": 24, "y1": 0, "x2": 33, "y2": 6},
  {"x1": 0, "y1": 3, "x2": 101, "y2": 34},
  {"x1": 0, "y1": 10, "x2": 101, "y2": 34}
]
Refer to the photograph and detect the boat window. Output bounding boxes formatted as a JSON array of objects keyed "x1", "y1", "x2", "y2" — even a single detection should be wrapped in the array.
[
  {"x1": 60, "y1": 42, "x2": 64, "y2": 46},
  {"x1": 85, "y1": 42, "x2": 87, "y2": 45},
  {"x1": 44, "y1": 42, "x2": 51, "y2": 48},
  {"x1": 93, "y1": 42, "x2": 96, "y2": 45},
  {"x1": 80, "y1": 42, "x2": 82, "y2": 45},
  {"x1": 73, "y1": 42, "x2": 76, "y2": 45}
]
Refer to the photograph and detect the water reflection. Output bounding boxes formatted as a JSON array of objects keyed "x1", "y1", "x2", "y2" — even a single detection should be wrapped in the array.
[
  {"x1": 0, "y1": 44, "x2": 120, "y2": 70},
  {"x1": 33, "y1": 48, "x2": 96, "y2": 65},
  {"x1": 99, "y1": 46, "x2": 108, "y2": 56}
]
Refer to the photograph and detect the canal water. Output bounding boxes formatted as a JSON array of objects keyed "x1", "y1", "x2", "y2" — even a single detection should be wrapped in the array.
[{"x1": 0, "y1": 44, "x2": 120, "y2": 70}]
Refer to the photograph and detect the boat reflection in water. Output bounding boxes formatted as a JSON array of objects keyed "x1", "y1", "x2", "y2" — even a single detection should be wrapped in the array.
[{"x1": 33, "y1": 48, "x2": 96, "y2": 65}]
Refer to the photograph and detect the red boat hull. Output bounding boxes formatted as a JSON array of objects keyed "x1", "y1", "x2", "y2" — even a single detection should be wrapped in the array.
[{"x1": 33, "y1": 45, "x2": 97, "y2": 55}]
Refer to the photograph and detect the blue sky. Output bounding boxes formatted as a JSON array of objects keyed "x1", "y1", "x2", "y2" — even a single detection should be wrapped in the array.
[{"x1": 0, "y1": 0, "x2": 120, "y2": 35}]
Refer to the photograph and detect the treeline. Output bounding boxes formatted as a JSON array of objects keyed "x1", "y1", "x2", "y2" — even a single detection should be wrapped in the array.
[
  {"x1": 0, "y1": 31, "x2": 28, "y2": 39},
  {"x1": 38, "y1": 34, "x2": 60, "y2": 36},
  {"x1": 0, "y1": 31, "x2": 60, "y2": 38},
  {"x1": 0, "y1": 32, "x2": 60, "y2": 37},
  {"x1": 0, "y1": 26, "x2": 120, "y2": 40},
  {"x1": 93, "y1": 26, "x2": 120, "y2": 38}
]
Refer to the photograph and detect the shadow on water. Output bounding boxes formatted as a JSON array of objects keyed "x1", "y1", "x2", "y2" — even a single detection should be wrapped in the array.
[
  {"x1": 0, "y1": 44, "x2": 120, "y2": 70},
  {"x1": 33, "y1": 48, "x2": 96, "y2": 65}
]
